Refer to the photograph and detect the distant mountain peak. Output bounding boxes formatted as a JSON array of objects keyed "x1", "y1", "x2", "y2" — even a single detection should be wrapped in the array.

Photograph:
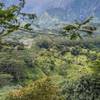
[{"x1": 34, "y1": 12, "x2": 60, "y2": 29}]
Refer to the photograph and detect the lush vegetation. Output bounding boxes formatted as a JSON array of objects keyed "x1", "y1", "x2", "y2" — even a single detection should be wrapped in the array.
[
  {"x1": 0, "y1": 0, "x2": 100, "y2": 100},
  {"x1": 0, "y1": 35, "x2": 99, "y2": 100}
]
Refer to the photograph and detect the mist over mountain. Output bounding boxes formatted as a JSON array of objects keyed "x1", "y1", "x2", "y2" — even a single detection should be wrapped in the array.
[
  {"x1": 29, "y1": 0, "x2": 100, "y2": 29},
  {"x1": 1, "y1": 0, "x2": 100, "y2": 30},
  {"x1": 1, "y1": 0, "x2": 100, "y2": 22},
  {"x1": 45, "y1": 0, "x2": 100, "y2": 21},
  {"x1": 20, "y1": 0, "x2": 100, "y2": 22}
]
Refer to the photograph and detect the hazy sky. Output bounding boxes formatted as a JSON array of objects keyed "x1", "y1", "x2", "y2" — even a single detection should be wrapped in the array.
[
  {"x1": 21, "y1": 0, "x2": 73, "y2": 14},
  {"x1": 1, "y1": 0, "x2": 72, "y2": 14},
  {"x1": 0, "y1": 0, "x2": 100, "y2": 19}
]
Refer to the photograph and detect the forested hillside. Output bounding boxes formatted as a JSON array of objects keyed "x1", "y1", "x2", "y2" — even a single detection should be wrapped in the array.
[{"x1": 0, "y1": 0, "x2": 100, "y2": 100}]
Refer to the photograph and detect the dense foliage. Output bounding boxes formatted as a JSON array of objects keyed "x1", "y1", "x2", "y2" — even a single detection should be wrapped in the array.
[
  {"x1": 0, "y1": 1, "x2": 100, "y2": 100},
  {"x1": 0, "y1": 35, "x2": 99, "y2": 100},
  {"x1": 7, "y1": 77, "x2": 62, "y2": 100}
]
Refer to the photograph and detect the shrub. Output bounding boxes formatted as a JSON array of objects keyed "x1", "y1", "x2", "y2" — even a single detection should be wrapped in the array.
[
  {"x1": 90, "y1": 60, "x2": 100, "y2": 75},
  {"x1": 7, "y1": 77, "x2": 62, "y2": 100},
  {"x1": 35, "y1": 36, "x2": 53, "y2": 49},
  {"x1": 0, "y1": 73, "x2": 13, "y2": 87},
  {"x1": 61, "y1": 75, "x2": 100, "y2": 100},
  {"x1": 71, "y1": 47, "x2": 80, "y2": 56},
  {"x1": 0, "y1": 59, "x2": 27, "y2": 81}
]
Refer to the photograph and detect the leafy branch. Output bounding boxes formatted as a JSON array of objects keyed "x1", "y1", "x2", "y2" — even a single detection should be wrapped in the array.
[
  {"x1": 62, "y1": 16, "x2": 97, "y2": 39},
  {"x1": 0, "y1": 1, "x2": 37, "y2": 40}
]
